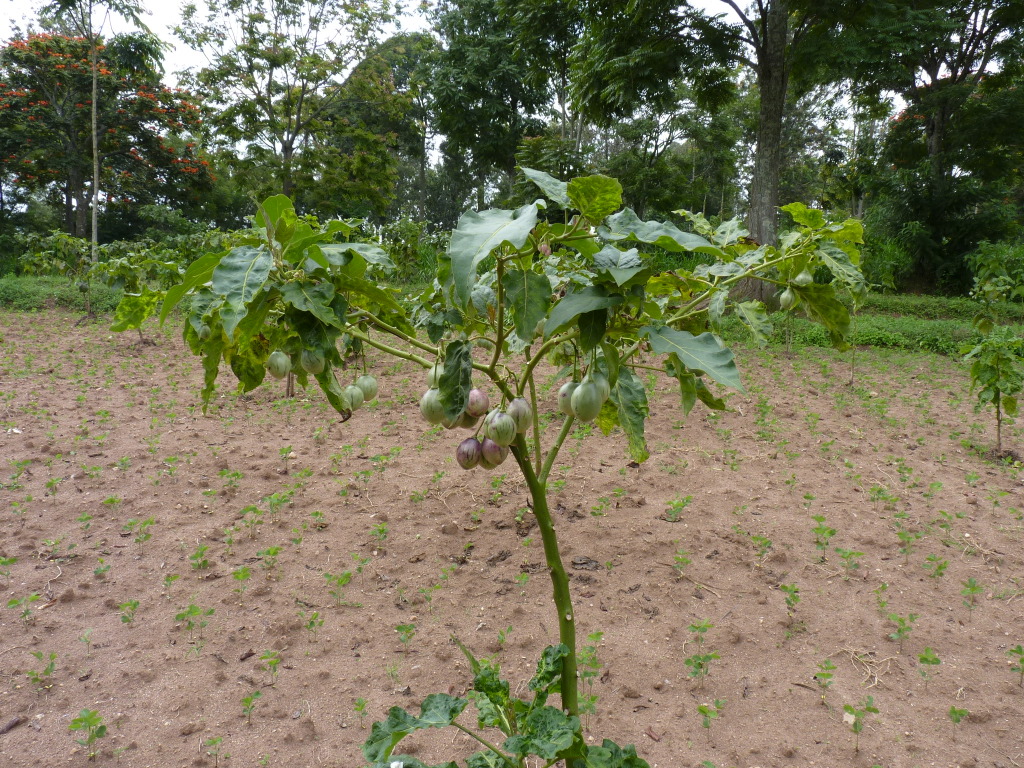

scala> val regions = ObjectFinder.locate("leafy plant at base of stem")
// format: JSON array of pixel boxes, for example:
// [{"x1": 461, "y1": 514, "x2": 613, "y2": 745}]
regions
[
  {"x1": 696, "y1": 699, "x2": 725, "y2": 737},
  {"x1": 917, "y1": 647, "x2": 940, "y2": 688},
  {"x1": 887, "y1": 613, "x2": 919, "y2": 653},
  {"x1": 843, "y1": 695, "x2": 878, "y2": 753},
  {"x1": 963, "y1": 325, "x2": 1024, "y2": 456},
  {"x1": 69, "y1": 709, "x2": 107, "y2": 760},
  {"x1": 961, "y1": 578, "x2": 984, "y2": 620},
  {"x1": 241, "y1": 690, "x2": 262, "y2": 725},
  {"x1": 813, "y1": 658, "x2": 836, "y2": 703},
  {"x1": 160, "y1": 175, "x2": 865, "y2": 766},
  {"x1": 25, "y1": 651, "x2": 57, "y2": 691}
]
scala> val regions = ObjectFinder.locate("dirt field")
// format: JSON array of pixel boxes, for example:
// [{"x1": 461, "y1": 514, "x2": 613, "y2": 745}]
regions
[{"x1": 1, "y1": 310, "x2": 1022, "y2": 768}]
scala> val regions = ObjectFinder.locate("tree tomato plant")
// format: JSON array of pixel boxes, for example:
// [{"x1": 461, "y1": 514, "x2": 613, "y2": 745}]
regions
[{"x1": 163, "y1": 169, "x2": 865, "y2": 767}]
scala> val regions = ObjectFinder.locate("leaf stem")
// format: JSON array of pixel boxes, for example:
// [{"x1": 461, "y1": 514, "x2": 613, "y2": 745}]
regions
[
  {"x1": 539, "y1": 415, "x2": 574, "y2": 486},
  {"x1": 451, "y1": 723, "x2": 518, "y2": 767}
]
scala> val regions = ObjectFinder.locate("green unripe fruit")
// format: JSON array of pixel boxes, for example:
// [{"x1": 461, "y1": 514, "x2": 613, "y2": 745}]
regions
[
  {"x1": 793, "y1": 269, "x2": 814, "y2": 287},
  {"x1": 558, "y1": 381, "x2": 579, "y2": 416},
  {"x1": 198, "y1": 324, "x2": 212, "y2": 341},
  {"x1": 355, "y1": 374, "x2": 378, "y2": 401},
  {"x1": 344, "y1": 385, "x2": 364, "y2": 411},
  {"x1": 267, "y1": 350, "x2": 290, "y2": 380},
  {"x1": 506, "y1": 397, "x2": 532, "y2": 434},
  {"x1": 570, "y1": 380, "x2": 604, "y2": 422},
  {"x1": 427, "y1": 362, "x2": 444, "y2": 388},
  {"x1": 301, "y1": 349, "x2": 325, "y2": 375},
  {"x1": 589, "y1": 372, "x2": 611, "y2": 402},
  {"x1": 419, "y1": 388, "x2": 444, "y2": 425},
  {"x1": 457, "y1": 411, "x2": 480, "y2": 430},
  {"x1": 780, "y1": 287, "x2": 797, "y2": 311},
  {"x1": 486, "y1": 411, "x2": 517, "y2": 447}
]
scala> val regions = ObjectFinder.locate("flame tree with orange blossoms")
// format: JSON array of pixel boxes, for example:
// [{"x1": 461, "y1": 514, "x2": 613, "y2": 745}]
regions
[{"x1": 0, "y1": 32, "x2": 213, "y2": 239}]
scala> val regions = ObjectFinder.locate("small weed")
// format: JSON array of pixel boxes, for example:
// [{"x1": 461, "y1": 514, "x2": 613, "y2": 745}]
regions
[
  {"x1": 241, "y1": 690, "x2": 262, "y2": 725},
  {"x1": 843, "y1": 695, "x2": 878, "y2": 753},
  {"x1": 69, "y1": 709, "x2": 107, "y2": 760}
]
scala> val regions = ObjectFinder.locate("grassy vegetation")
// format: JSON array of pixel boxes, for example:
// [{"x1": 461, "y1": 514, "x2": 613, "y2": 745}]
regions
[{"x1": 0, "y1": 276, "x2": 122, "y2": 313}]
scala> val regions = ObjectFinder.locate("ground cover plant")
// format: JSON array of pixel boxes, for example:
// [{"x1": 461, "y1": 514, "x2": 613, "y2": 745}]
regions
[{"x1": 1, "y1": 183, "x2": 1023, "y2": 766}]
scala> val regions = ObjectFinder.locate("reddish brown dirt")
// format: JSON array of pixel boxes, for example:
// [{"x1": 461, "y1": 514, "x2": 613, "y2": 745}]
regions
[{"x1": 1, "y1": 310, "x2": 1022, "y2": 768}]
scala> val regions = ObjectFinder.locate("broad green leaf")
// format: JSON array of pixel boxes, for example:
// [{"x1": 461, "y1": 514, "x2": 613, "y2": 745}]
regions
[
  {"x1": 438, "y1": 340, "x2": 473, "y2": 422},
  {"x1": 546, "y1": 286, "x2": 623, "y2": 338},
  {"x1": 567, "y1": 174, "x2": 622, "y2": 221},
  {"x1": 641, "y1": 326, "x2": 743, "y2": 391},
  {"x1": 713, "y1": 218, "x2": 748, "y2": 245},
  {"x1": 227, "y1": 335, "x2": 267, "y2": 393},
  {"x1": 199, "y1": 331, "x2": 225, "y2": 414},
  {"x1": 502, "y1": 269, "x2": 551, "y2": 343},
  {"x1": 313, "y1": 368, "x2": 353, "y2": 415},
  {"x1": 504, "y1": 706, "x2": 580, "y2": 760},
  {"x1": 449, "y1": 203, "x2": 539, "y2": 306},
  {"x1": 708, "y1": 290, "x2": 726, "y2": 332},
  {"x1": 160, "y1": 249, "x2": 222, "y2": 322},
  {"x1": 578, "y1": 309, "x2": 607, "y2": 352},
  {"x1": 694, "y1": 378, "x2": 726, "y2": 410},
  {"x1": 817, "y1": 242, "x2": 866, "y2": 292},
  {"x1": 823, "y1": 218, "x2": 864, "y2": 246},
  {"x1": 280, "y1": 281, "x2": 342, "y2": 329},
  {"x1": 792, "y1": 283, "x2": 851, "y2": 348},
  {"x1": 1003, "y1": 394, "x2": 1018, "y2": 417},
  {"x1": 522, "y1": 167, "x2": 570, "y2": 207},
  {"x1": 467, "y1": 752, "x2": 506, "y2": 768},
  {"x1": 319, "y1": 242, "x2": 395, "y2": 270},
  {"x1": 362, "y1": 695, "x2": 467, "y2": 763},
  {"x1": 333, "y1": 273, "x2": 403, "y2": 314},
  {"x1": 668, "y1": 361, "x2": 697, "y2": 416},
  {"x1": 734, "y1": 300, "x2": 772, "y2": 346},
  {"x1": 212, "y1": 246, "x2": 273, "y2": 338},
  {"x1": 599, "y1": 343, "x2": 620, "y2": 387},
  {"x1": 583, "y1": 739, "x2": 652, "y2": 768},
  {"x1": 600, "y1": 209, "x2": 716, "y2": 254},
  {"x1": 593, "y1": 245, "x2": 646, "y2": 286},
  {"x1": 111, "y1": 286, "x2": 162, "y2": 332},
  {"x1": 255, "y1": 194, "x2": 295, "y2": 231},
  {"x1": 472, "y1": 662, "x2": 514, "y2": 733},
  {"x1": 609, "y1": 367, "x2": 649, "y2": 463},
  {"x1": 471, "y1": 283, "x2": 496, "y2": 317},
  {"x1": 528, "y1": 644, "x2": 568, "y2": 704},
  {"x1": 781, "y1": 202, "x2": 825, "y2": 229}
]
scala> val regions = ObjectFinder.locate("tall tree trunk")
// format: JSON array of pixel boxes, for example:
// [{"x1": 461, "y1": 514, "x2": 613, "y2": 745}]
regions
[
  {"x1": 739, "y1": 0, "x2": 790, "y2": 304},
  {"x1": 90, "y1": 28, "x2": 100, "y2": 261}
]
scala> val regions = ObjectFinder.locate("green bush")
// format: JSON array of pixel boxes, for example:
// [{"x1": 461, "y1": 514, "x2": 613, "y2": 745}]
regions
[{"x1": 0, "y1": 276, "x2": 122, "y2": 312}]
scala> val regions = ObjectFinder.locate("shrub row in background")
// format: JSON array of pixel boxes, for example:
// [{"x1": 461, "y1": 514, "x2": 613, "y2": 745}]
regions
[{"x1": 0, "y1": 276, "x2": 122, "y2": 313}]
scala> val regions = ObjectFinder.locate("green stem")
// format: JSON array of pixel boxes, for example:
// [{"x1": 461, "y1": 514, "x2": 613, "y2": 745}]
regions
[
  {"x1": 540, "y1": 416, "x2": 575, "y2": 485},
  {"x1": 489, "y1": 258, "x2": 507, "y2": 374},
  {"x1": 527, "y1": 372, "x2": 542, "y2": 476},
  {"x1": 451, "y1": 723, "x2": 519, "y2": 767},
  {"x1": 510, "y1": 437, "x2": 578, "y2": 717}
]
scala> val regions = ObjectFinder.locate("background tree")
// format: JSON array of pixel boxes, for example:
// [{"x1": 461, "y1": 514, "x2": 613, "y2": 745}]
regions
[
  {"x1": 176, "y1": 0, "x2": 392, "y2": 198},
  {"x1": 0, "y1": 32, "x2": 212, "y2": 239}
]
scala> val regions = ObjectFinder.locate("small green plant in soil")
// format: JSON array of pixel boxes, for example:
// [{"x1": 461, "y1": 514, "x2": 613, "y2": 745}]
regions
[
  {"x1": 813, "y1": 658, "x2": 836, "y2": 703},
  {"x1": 118, "y1": 599, "x2": 139, "y2": 625},
  {"x1": 664, "y1": 494, "x2": 694, "y2": 522},
  {"x1": 241, "y1": 690, "x2": 262, "y2": 725},
  {"x1": 25, "y1": 651, "x2": 57, "y2": 691},
  {"x1": 353, "y1": 697, "x2": 369, "y2": 728},
  {"x1": 204, "y1": 736, "x2": 230, "y2": 768},
  {"x1": 672, "y1": 547, "x2": 691, "y2": 579},
  {"x1": 578, "y1": 631, "x2": 603, "y2": 729},
  {"x1": 0, "y1": 555, "x2": 15, "y2": 586},
  {"x1": 948, "y1": 705, "x2": 970, "y2": 725},
  {"x1": 1006, "y1": 645, "x2": 1024, "y2": 686},
  {"x1": 189, "y1": 543, "x2": 211, "y2": 571},
  {"x1": 697, "y1": 699, "x2": 726, "y2": 738},
  {"x1": 685, "y1": 621, "x2": 718, "y2": 689},
  {"x1": 834, "y1": 547, "x2": 864, "y2": 579},
  {"x1": 176, "y1": 604, "x2": 213, "y2": 639},
  {"x1": 923, "y1": 554, "x2": 948, "y2": 578},
  {"x1": 324, "y1": 571, "x2": 355, "y2": 606},
  {"x1": 887, "y1": 613, "x2": 919, "y2": 653},
  {"x1": 918, "y1": 647, "x2": 940, "y2": 688},
  {"x1": 260, "y1": 650, "x2": 282, "y2": 685},
  {"x1": 8, "y1": 593, "x2": 40, "y2": 625},
  {"x1": 396, "y1": 623, "x2": 416, "y2": 652},
  {"x1": 961, "y1": 578, "x2": 984, "y2": 620},
  {"x1": 843, "y1": 695, "x2": 878, "y2": 753},
  {"x1": 301, "y1": 609, "x2": 324, "y2": 640},
  {"x1": 780, "y1": 583, "x2": 801, "y2": 614},
  {"x1": 69, "y1": 709, "x2": 107, "y2": 760}
]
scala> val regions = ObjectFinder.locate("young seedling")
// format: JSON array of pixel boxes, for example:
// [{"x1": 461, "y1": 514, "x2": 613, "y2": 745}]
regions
[
  {"x1": 162, "y1": 573, "x2": 180, "y2": 595},
  {"x1": 118, "y1": 599, "x2": 139, "y2": 625},
  {"x1": 69, "y1": 709, "x2": 107, "y2": 760},
  {"x1": 324, "y1": 571, "x2": 355, "y2": 606},
  {"x1": 0, "y1": 555, "x2": 15, "y2": 586},
  {"x1": 1007, "y1": 645, "x2": 1024, "y2": 687},
  {"x1": 894, "y1": 522, "x2": 923, "y2": 564},
  {"x1": 353, "y1": 697, "x2": 368, "y2": 728},
  {"x1": 813, "y1": 658, "x2": 837, "y2": 704},
  {"x1": 395, "y1": 623, "x2": 416, "y2": 653},
  {"x1": 7, "y1": 593, "x2": 40, "y2": 624},
  {"x1": 664, "y1": 495, "x2": 694, "y2": 522},
  {"x1": 887, "y1": 613, "x2": 919, "y2": 653},
  {"x1": 232, "y1": 566, "x2": 252, "y2": 596},
  {"x1": 923, "y1": 554, "x2": 948, "y2": 579},
  {"x1": 260, "y1": 650, "x2": 281, "y2": 685},
  {"x1": 948, "y1": 705, "x2": 969, "y2": 727},
  {"x1": 834, "y1": 547, "x2": 864, "y2": 579},
  {"x1": 811, "y1": 518, "x2": 835, "y2": 561},
  {"x1": 780, "y1": 583, "x2": 800, "y2": 614},
  {"x1": 918, "y1": 647, "x2": 940, "y2": 689},
  {"x1": 671, "y1": 547, "x2": 691, "y2": 579},
  {"x1": 79, "y1": 628, "x2": 94, "y2": 656},
  {"x1": 241, "y1": 690, "x2": 262, "y2": 725},
  {"x1": 873, "y1": 582, "x2": 889, "y2": 614},
  {"x1": 961, "y1": 578, "x2": 984, "y2": 621},
  {"x1": 696, "y1": 699, "x2": 725, "y2": 739},
  {"x1": 25, "y1": 651, "x2": 57, "y2": 691},
  {"x1": 301, "y1": 610, "x2": 324, "y2": 641},
  {"x1": 189, "y1": 544, "x2": 211, "y2": 571},
  {"x1": 843, "y1": 695, "x2": 878, "y2": 753},
  {"x1": 123, "y1": 517, "x2": 155, "y2": 553},
  {"x1": 241, "y1": 505, "x2": 264, "y2": 538},
  {"x1": 175, "y1": 604, "x2": 214, "y2": 640},
  {"x1": 370, "y1": 522, "x2": 388, "y2": 549},
  {"x1": 685, "y1": 621, "x2": 718, "y2": 689},
  {"x1": 204, "y1": 736, "x2": 230, "y2": 768},
  {"x1": 578, "y1": 631, "x2": 603, "y2": 730},
  {"x1": 257, "y1": 546, "x2": 281, "y2": 578}
]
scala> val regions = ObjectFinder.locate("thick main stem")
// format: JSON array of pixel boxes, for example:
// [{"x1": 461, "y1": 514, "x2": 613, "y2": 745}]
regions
[{"x1": 510, "y1": 438, "x2": 578, "y2": 716}]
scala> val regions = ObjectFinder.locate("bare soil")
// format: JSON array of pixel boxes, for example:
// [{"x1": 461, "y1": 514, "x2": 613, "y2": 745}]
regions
[{"x1": 1, "y1": 310, "x2": 1022, "y2": 768}]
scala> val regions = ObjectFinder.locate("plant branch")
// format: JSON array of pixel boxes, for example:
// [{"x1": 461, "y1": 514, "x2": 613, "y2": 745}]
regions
[
  {"x1": 450, "y1": 723, "x2": 518, "y2": 767},
  {"x1": 539, "y1": 415, "x2": 575, "y2": 485}
]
